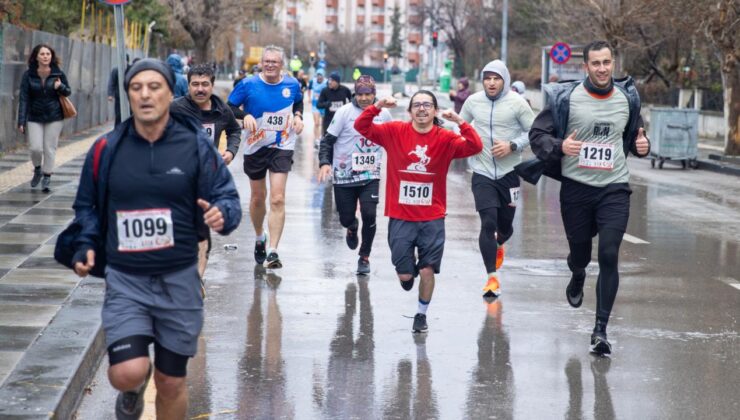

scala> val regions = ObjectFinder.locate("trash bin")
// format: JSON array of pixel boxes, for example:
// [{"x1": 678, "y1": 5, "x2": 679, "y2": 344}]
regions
[
  {"x1": 648, "y1": 107, "x2": 699, "y2": 169},
  {"x1": 391, "y1": 74, "x2": 405, "y2": 96}
]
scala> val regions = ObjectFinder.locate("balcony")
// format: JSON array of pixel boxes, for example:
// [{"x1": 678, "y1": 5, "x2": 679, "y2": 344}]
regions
[
  {"x1": 371, "y1": 0, "x2": 385, "y2": 7},
  {"x1": 409, "y1": 0, "x2": 422, "y2": 6},
  {"x1": 408, "y1": 33, "x2": 421, "y2": 44},
  {"x1": 372, "y1": 33, "x2": 384, "y2": 44},
  {"x1": 326, "y1": 0, "x2": 338, "y2": 8},
  {"x1": 407, "y1": 52, "x2": 420, "y2": 64},
  {"x1": 370, "y1": 25, "x2": 384, "y2": 33},
  {"x1": 408, "y1": 14, "x2": 422, "y2": 26},
  {"x1": 325, "y1": 15, "x2": 338, "y2": 25},
  {"x1": 371, "y1": 15, "x2": 384, "y2": 25},
  {"x1": 370, "y1": 50, "x2": 385, "y2": 61},
  {"x1": 357, "y1": 0, "x2": 366, "y2": 7},
  {"x1": 287, "y1": 7, "x2": 296, "y2": 16},
  {"x1": 357, "y1": 15, "x2": 365, "y2": 25}
]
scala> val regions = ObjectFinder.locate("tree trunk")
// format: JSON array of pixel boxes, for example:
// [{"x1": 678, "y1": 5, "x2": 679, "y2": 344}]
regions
[
  {"x1": 194, "y1": 35, "x2": 212, "y2": 64},
  {"x1": 723, "y1": 65, "x2": 740, "y2": 155}
]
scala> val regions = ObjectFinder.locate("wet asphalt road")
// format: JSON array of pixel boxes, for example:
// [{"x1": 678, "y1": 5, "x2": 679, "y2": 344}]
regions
[{"x1": 76, "y1": 103, "x2": 739, "y2": 419}]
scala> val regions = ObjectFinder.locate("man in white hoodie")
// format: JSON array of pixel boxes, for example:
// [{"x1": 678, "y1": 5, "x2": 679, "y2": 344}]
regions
[{"x1": 460, "y1": 60, "x2": 535, "y2": 298}]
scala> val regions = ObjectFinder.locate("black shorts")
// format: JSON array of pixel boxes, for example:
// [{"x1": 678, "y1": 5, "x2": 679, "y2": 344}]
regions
[
  {"x1": 334, "y1": 180, "x2": 380, "y2": 216},
  {"x1": 388, "y1": 218, "x2": 445, "y2": 275},
  {"x1": 560, "y1": 178, "x2": 632, "y2": 243},
  {"x1": 243, "y1": 148, "x2": 294, "y2": 180},
  {"x1": 471, "y1": 171, "x2": 520, "y2": 211}
]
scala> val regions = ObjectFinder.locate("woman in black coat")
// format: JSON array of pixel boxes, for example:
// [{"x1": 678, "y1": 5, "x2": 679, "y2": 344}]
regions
[{"x1": 17, "y1": 43, "x2": 72, "y2": 192}]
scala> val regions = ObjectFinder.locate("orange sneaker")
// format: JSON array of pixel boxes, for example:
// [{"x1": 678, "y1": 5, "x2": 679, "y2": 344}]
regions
[
  {"x1": 482, "y1": 275, "x2": 501, "y2": 298},
  {"x1": 495, "y1": 245, "x2": 505, "y2": 270}
]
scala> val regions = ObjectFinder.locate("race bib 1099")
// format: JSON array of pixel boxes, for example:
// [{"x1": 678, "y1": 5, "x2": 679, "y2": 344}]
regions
[{"x1": 116, "y1": 208, "x2": 174, "y2": 252}]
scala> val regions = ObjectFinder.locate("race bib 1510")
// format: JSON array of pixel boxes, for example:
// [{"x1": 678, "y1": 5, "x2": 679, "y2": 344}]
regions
[{"x1": 399, "y1": 181, "x2": 433, "y2": 206}]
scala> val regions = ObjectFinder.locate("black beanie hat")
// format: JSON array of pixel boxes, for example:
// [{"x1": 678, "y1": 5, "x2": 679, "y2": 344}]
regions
[{"x1": 124, "y1": 58, "x2": 175, "y2": 93}]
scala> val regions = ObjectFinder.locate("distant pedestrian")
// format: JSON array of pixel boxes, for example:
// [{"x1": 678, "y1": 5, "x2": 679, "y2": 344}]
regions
[
  {"x1": 167, "y1": 53, "x2": 189, "y2": 97},
  {"x1": 17, "y1": 43, "x2": 72, "y2": 193},
  {"x1": 317, "y1": 72, "x2": 352, "y2": 135},
  {"x1": 449, "y1": 77, "x2": 471, "y2": 113}
]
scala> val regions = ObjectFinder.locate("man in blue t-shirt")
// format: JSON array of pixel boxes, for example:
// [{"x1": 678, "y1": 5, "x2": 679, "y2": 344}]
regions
[
  {"x1": 308, "y1": 69, "x2": 327, "y2": 146},
  {"x1": 228, "y1": 45, "x2": 304, "y2": 269}
]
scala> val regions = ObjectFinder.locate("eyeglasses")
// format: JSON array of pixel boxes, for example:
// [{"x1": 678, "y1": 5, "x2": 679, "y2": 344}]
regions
[{"x1": 411, "y1": 102, "x2": 434, "y2": 110}]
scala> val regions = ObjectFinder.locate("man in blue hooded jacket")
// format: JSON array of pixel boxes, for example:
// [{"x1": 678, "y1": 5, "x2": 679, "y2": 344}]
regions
[{"x1": 166, "y1": 53, "x2": 189, "y2": 98}]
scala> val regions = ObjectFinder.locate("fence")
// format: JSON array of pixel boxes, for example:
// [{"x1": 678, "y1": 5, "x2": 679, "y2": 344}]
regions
[{"x1": 0, "y1": 23, "x2": 141, "y2": 153}]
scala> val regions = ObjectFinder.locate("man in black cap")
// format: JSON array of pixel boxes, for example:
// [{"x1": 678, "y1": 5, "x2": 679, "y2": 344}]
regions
[
  {"x1": 317, "y1": 71, "x2": 352, "y2": 135},
  {"x1": 70, "y1": 58, "x2": 241, "y2": 419}
]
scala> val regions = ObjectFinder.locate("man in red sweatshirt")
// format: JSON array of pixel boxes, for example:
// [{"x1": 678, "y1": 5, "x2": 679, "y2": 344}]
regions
[{"x1": 354, "y1": 90, "x2": 482, "y2": 333}]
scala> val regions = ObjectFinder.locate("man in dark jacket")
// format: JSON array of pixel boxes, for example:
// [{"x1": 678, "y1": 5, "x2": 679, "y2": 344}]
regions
[
  {"x1": 317, "y1": 71, "x2": 352, "y2": 135},
  {"x1": 70, "y1": 59, "x2": 241, "y2": 419},
  {"x1": 528, "y1": 41, "x2": 650, "y2": 355},
  {"x1": 170, "y1": 63, "x2": 241, "y2": 280}
]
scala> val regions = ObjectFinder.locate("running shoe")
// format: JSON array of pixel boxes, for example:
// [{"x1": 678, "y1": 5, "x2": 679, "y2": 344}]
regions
[
  {"x1": 254, "y1": 238, "x2": 267, "y2": 264},
  {"x1": 357, "y1": 256, "x2": 370, "y2": 275},
  {"x1": 482, "y1": 275, "x2": 501, "y2": 298},
  {"x1": 495, "y1": 245, "x2": 505, "y2": 270},
  {"x1": 400, "y1": 277, "x2": 414, "y2": 291},
  {"x1": 41, "y1": 175, "x2": 51, "y2": 193},
  {"x1": 115, "y1": 362, "x2": 152, "y2": 420},
  {"x1": 566, "y1": 272, "x2": 586, "y2": 308},
  {"x1": 30, "y1": 166, "x2": 42, "y2": 188},
  {"x1": 346, "y1": 228, "x2": 359, "y2": 250},
  {"x1": 412, "y1": 313, "x2": 428, "y2": 333},
  {"x1": 590, "y1": 331, "x2": 612, "y2": 355},
  {"x1": 266, "y1": 251, "x2": 282, "y2": 269}
]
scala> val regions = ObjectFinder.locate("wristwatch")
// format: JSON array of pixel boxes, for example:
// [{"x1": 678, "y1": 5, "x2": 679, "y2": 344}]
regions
[{"x1": 509, "y1": 141, "x2": 518, "y2": 152}]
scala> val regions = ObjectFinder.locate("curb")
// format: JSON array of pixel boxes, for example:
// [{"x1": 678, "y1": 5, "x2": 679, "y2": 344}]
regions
[
  {"x1": 696, "y1": 158, "x2": 740, "y2": 177},
  {"x1": 0, "y1": 276, "x2": 106, "y2": 419}
]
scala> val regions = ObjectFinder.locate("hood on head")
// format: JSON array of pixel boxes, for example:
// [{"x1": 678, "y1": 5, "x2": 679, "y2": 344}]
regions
[
  {"x1": 459, "y1": 77, "x2": 469, "y2": 90},
  {"x1": 511, "y1": 81, "x2": 526, "y2": 96},
  {"x1": 481, "y1": 60, "x2": 511, "y2": 97},
  {"x1": 167, "y1": 54, "x2": 184, "y2": 73}
]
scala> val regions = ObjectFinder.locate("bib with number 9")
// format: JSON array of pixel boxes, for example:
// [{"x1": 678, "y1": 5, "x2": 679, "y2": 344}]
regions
[{"x1": 352, "y1": 152, "x2": 378, "y2": 172}]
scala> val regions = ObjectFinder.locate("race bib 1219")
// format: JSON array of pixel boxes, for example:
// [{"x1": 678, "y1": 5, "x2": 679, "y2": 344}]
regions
[{"x1": 578, "y1": 142, "x2": 615, "y2": 170}]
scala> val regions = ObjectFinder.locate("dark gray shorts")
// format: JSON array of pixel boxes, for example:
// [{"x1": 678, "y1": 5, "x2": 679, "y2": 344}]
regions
[
  {"x1": 102, "y1": 264, "x2": 204, "y2": 357},
  {"x1": 387, "y1": 218, "x2": 445, "y2": 275}
]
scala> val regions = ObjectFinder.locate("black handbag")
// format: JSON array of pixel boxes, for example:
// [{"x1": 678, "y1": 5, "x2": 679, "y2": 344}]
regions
[{"x1": 54, "y1": 221, "x2": 106, "y2": 278}]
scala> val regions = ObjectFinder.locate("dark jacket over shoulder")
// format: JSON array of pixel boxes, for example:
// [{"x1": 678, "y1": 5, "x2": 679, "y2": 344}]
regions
[
  {"x1": 527, "y1": 77, "x2": 648, "y2": 181},
  {"x1": 71, "y1": 114, "x2": 242, "y2": 266},
  {"x1": 170, "y1": 94, "x2": 242, "y2": 157},
  {"x1": 18, "y1": 64, "x2": 72, "y2": 125}
]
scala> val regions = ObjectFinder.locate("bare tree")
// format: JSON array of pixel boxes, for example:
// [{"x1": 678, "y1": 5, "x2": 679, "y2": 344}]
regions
[
  {"x1": 164, "y1": 0, "x2": 271, "y2": 63},
  {"x1": 324, "y1": 29, "x2": 372, "y2": 76}
]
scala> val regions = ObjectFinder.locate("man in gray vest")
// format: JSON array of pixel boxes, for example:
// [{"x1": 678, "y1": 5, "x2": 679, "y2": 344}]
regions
[
  {"x1": 529, "y1": 41, "x2": 650, "y2": 355},
  {"x1": 460, "y1": 59, "x2": 534, "y2": 299}
]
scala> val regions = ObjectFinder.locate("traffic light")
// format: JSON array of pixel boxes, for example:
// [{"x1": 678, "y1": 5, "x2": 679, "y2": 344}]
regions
[
  {"x1": 383, "y1": 52, "x2": 388, "y2": 63},
  {"x1": 309, "y1": 51, "x2": 316, "y2": 64},
  {"x1": 432, "y1": 31, "x2": 438, "y2": 47}
]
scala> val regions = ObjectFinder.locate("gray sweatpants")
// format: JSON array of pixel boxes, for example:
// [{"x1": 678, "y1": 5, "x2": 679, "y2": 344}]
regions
[{"x1": 27, "y1": 120, "x2": 63, "y2": 174}]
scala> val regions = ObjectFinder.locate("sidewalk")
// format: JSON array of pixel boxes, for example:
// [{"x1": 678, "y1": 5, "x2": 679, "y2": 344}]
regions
[{"x1": 0, "y1": 124, "x2": 111, "y2": 419}]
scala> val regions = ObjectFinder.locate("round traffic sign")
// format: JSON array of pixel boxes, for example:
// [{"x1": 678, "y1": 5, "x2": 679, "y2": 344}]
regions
[{"x1": 549, "y1": 42, "x2": 572, "y2": 64}]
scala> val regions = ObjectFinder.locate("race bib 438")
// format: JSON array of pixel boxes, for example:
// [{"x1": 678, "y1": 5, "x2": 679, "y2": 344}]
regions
[{"x1": 117, "y1": 208, "x2": 174, "y2": 252}]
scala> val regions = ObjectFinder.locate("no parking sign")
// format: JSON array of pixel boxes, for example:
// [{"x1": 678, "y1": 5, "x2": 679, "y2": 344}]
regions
[{"x1": 549, "y1": 42, "x2": 572, "y2": 64}]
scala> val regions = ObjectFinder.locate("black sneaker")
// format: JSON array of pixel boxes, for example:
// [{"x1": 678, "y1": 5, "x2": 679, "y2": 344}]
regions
[
  {"x1": 357, "y1": 256, "x2": 370, "y2": 275},
  {"x1": 254, "y1": 239, "x2": 267, "y2": 264},
  {"x1": 266, "y1": 251, "x2": 282, "y2": 269},
  {"x1": 400, "y1": 277, "x2": 414, "y2": 291},
  {"x1": 31, "y1": 166, "x2": 42, "y2": 188},
  {"x1": 566, "y1": 272, "x2": 585, "y2": 308},
  {"x1": 346, "y1": 228, "x2": 359, "y2": 250},
  {"x1": 590, "y1": 331, "x2": 612, "y2": 355},
  {"x1": 412, "y1": 313, "x2": 428, "y2": 333},
  {"x1": 115, "y1": 363, "x2": 152, "y2": 420},
  {"x1": 41, "y1": 175, "x2": 51, "y2": 193}
]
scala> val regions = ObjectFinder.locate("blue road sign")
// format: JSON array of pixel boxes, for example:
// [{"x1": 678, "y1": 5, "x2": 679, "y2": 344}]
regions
[{"x1": 550, "y1": 42, "x2": 572, "y2": 64}]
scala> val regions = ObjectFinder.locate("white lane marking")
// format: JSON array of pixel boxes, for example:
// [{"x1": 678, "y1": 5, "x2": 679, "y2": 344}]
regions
[
  {"x1": 623, "y1": 233, "x2": 650, "y2": 244},
  {"x1": 718, "y1": 277, "x2": 740, "y2": 291}
]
